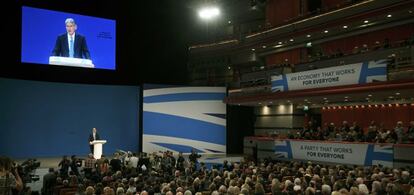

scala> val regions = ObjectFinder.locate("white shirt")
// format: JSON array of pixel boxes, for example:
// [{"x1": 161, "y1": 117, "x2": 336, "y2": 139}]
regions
[
  {"x1": 67, "y1": 33, "x2": 75, "y2": 51},
  {"x1": 130, "y1": 156, "x2": 139, "y2": 168},
  {"x1": 93, "y1": 132, "x2": 96, "y2": 140}
]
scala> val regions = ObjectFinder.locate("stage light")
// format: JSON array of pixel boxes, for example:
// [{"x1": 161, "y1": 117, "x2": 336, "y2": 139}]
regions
[
  {"x1": 198, "y1": 7, "x2": 220, "y2": 20},
  {"x1": 343, "y1": 25, "x2": 348, "y2": 29}
]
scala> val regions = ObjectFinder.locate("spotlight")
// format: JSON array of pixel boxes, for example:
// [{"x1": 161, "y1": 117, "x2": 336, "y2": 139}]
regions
[{"x1": 198, "y1": 7, "x2": 220, "y2": 20}]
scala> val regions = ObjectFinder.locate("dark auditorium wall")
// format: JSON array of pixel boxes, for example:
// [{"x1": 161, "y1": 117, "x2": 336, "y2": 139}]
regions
[
  {"x1": 266, "y1": 0, "x2": 301, "y2": 27},
  {"x1": 266, "y1": 48, "x2": 303, "y2": 66},
  {"x1": 0, "y1": 78, "x2": 139, "y2": 158},
  {"x1": 322, "y1": 105, "x2": 414, "y2": 131},
  {"x1": 227, "y1": 105, "x2": 254, "y2": 154}
]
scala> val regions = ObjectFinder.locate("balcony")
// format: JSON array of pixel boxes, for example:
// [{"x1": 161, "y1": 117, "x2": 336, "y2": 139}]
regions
[{"x1": 229, "y1": 41, "x2": 414, "y2": 97}]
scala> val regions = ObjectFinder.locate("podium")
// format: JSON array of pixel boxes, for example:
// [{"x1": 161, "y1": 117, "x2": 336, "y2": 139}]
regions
[
  {"x1": 91, "y1": 140, "x2": 107, "y2": 159},
  {"x1": 49, "y1": 56, "x2": 94, "y2": 68}
]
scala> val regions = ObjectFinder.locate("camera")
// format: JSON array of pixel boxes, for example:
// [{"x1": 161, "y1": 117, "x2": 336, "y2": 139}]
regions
[
  {"x1": 18, "y1": 159, "x2": 41, "y2": 183},
  {"x1": 71, "y1": 155, "x2": 83, "y2": 167}
]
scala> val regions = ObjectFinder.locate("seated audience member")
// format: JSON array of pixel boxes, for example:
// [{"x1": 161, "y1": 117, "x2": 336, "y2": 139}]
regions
[
  {"x1": 110, "y1": 153, "x2": 122, "y2": 172},
  {"x1": 394, "y1": 121, "x2": 405, "y2": 143},
  {"x1": 365, "y1": 121, "x2": 378, "y2": 142},
  {"x1": 84, "y1": 153, "x2": 96, "y2": 178},
  {"x1": 0, "y1": 157, "x2": 23, "y2": 195},
  {"x1": 408, "y1": 121, "x2": 414, "y2": 142},
  {"x1": 382, "y1": 124, "x2": 398, "y2": 143}
]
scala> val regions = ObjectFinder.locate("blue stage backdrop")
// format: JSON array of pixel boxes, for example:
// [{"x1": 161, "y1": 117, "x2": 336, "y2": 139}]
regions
[
  {"x1": 0, "y1": 78, "x2": 139, "y2": 158},
  {"x1": 21, "y1": 6, "x2": 116, "y2": 70},
  {"x1": 143, "y1": 84, "x2": 227, "y2": 154}
]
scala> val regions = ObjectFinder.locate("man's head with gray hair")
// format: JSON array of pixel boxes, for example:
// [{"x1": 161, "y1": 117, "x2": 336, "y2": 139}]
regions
[
  {"x1": 358, "y1": 184, "x2": 369, "y2": 195},
  {"x1": 321, "y1": 184, "x2": 331, "y2": 195},
  {"x1": 65, "y1": 18, "x2": 77, "y2": 35},
  {"x1": 65, "y1": 18, "x2": 76, "y2": 25}
]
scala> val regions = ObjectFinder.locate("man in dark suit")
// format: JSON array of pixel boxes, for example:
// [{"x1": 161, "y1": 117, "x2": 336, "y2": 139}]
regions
[
  {"x1": 89, "y1": 128, "x2": 100, "y2": 154},
  {"x1": 41, "y1": 168, "x2": 56, "y2": 195},
  {"x1": 51, "y1": 18, "x2": 91, "y2": 59}
]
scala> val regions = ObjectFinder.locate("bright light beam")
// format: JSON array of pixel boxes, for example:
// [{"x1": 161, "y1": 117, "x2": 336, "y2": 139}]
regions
[{"x1": 198, "y1": 7, "x2": 220, "y2": 20}]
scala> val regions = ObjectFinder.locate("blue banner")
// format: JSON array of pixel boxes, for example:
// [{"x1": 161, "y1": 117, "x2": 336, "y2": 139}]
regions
[
  {"x1": 271, "y1": 60, "x2": 387, "y2": 92},
  {"x1": 274, "y1": 140, "x2": 393, "y2": 167}
]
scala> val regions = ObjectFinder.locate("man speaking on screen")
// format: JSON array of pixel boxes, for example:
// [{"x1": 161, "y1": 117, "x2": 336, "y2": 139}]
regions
[{"x1": 51, "y1": 18, "x2": 91, "y2": 59}]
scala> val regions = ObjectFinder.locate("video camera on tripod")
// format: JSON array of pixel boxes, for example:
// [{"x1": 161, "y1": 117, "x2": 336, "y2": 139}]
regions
[{"x1": 18, "y1": 158, "x2": 41, "y2": 183}]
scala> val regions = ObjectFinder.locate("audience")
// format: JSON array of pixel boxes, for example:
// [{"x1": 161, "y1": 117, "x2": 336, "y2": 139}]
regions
[
  {"x1": 293, "y1": 120, "x2": 414, "y2": 144},
  {"x1": 29, "y1": 149, "x2": 413, "y2": 195},
  {"x1": 1, "y1": 143, "x2": 413, "y2": 195}
]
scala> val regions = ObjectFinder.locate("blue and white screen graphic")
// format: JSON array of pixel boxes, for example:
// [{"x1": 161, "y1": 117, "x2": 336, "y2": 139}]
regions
[{"x1": 143, "y1": 85, "x2": 226, "y2": 154}]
